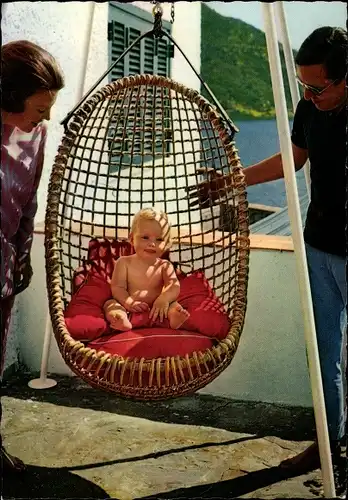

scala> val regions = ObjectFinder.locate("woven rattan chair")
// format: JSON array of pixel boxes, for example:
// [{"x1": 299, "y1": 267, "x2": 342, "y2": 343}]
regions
[{"x1": 45, "y1": 72, "x2": 250, "y2": 400}]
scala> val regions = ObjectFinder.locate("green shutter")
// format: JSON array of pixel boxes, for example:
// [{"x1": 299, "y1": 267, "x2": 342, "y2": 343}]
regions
[
  {"x1": 108, "y1": 3, "x2": 172, "y2": 167},
  {"x1": 128, "y1": 27, "x2": 141, "y2": 75},
  {"x1": 110, "y1": 21, "x2": 125, "y2": 81},
  {"x1": 157, "y1": 39, "x2": 168, "y2": 77},
  {"x1": 144, "y1": 37, "x2": 155, "y2": 74}
]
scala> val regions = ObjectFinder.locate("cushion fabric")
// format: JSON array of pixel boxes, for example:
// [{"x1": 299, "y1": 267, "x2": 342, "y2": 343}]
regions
[{"x1": 64, "y1": 239, "x2": 230, "y2": 353}]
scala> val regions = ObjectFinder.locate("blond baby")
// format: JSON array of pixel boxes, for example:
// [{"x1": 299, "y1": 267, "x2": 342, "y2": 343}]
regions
[{"x1": 104, "y1": 208, "x2": 189, "y2": 331}]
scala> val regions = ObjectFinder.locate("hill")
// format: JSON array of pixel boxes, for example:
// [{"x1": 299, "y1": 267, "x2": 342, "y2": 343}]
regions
[{"x1": 201, "y1": 4, "x2": 296, "y2": 120}]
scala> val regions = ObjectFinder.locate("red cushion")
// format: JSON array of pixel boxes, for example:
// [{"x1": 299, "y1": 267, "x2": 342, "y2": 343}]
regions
[
  {"x1": 88, "y1": 328, "x2": 213, "y2": 358},
  {"x1": 88, "y1": 239, "x2": 134, "y2": 282},
  {"x1": 176, "y1": 271, "x2": 230, "y2": 340},
  {"x1": 66, "y1": 239, "x2": 230, "y2": 344},
  {"x1": 88, "y1": 328, "x2": 215, "y2": 387},
  {"x1": 64, "y1": 274, "x2": 112, "y2": 341}
]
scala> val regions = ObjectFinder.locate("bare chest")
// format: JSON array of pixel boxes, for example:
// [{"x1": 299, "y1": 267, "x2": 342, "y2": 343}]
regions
[{"x1": 127, "y1": 263, "x2": 164, "y2": 295}]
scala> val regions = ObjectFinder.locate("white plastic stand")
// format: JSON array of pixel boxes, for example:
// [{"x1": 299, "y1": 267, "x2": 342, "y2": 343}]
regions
[
  {"x1": 28, "y1": 314, "x2": 57, "y2": 389},
  {"x1": 262, "y1": 4, "x2": 335, "y2": 497}
]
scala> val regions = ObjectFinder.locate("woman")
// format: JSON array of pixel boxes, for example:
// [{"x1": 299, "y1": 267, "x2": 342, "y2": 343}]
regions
[{"x1": 1, "y1": 40, "x2": 64, "y2": 472}]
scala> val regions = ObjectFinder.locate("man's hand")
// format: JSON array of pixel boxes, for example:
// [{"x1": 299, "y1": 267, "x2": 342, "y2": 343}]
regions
[
  {"x1": 149, "y1": 295, "x2": 170, "y2": 323},
  {"x1": 187, "y1": 167, "x2": 230, "y2": 208},
  {"x1": 14, "y1": 255, "x2": 33, "y2": 295}
]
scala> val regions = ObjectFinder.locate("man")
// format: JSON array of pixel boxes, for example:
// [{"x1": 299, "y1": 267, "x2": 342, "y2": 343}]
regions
[{"x1": 189, "y1": 26, "x2": 347, "y2": 496}]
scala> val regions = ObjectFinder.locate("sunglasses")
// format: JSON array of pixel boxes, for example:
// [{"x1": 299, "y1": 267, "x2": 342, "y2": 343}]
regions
[{"x1": 296, "y1": 78, "x2": 339, "y2": 96}]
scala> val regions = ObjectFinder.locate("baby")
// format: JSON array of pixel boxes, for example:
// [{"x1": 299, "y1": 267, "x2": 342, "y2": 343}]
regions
[{"x1": 104, "y1": 207, "x2": 190, "y2": 332}]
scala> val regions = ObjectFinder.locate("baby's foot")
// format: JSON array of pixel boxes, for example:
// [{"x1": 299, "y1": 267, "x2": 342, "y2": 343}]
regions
[
  {"x1": 110, "y1": 312, "x2": 132, "y2": 332},
  {"x1": 168, "y1": 303, "x2": 190, "y2": 330}
]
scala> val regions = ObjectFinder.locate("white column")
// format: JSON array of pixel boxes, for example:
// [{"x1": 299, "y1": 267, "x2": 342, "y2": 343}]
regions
[
  {"x1": 262, "y1": 3, "x2": 335, "y2": 498},
  {"x1": 29, "y1": 2, "x2": 96, "y2": 390}
]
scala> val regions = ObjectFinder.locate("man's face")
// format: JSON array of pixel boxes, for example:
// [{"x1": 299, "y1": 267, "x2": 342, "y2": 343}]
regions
[{"x1": 296, "y1": 64, "x2": 346, "y2": 112}]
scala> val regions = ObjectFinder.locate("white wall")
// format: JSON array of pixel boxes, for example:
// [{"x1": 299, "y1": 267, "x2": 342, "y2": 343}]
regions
[
  {"x1": 13, "y1": 233, "x2": 74, "y2": 377},
  {"x1": 199, "y1": 248, "x2": 312, "y2": 406}
]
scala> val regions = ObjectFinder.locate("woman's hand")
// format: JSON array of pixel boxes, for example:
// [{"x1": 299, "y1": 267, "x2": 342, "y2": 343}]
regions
[
  {"x1": 149, "y1": 295, "x2": 170, "y2": 323},
  {"x1": 187, "y1": 167, "x2": 230, "y2": 208},
  {"x1": 14, "y1": 255, "x2": 33, "y2": 295}
]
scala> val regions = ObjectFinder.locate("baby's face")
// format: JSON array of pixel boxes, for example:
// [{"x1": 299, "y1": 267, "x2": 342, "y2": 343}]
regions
[{"x1": 132, "y1": 219, "x2": 169, "y2": 261}]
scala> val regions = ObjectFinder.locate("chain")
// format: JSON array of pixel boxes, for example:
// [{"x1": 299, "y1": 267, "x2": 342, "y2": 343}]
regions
[
  {"x1": 170, "y1": 2, "x2": 175, "y2": 24},
  {"x1": 152, "y1": 1, "x2": 163, "y2": 15},
  {"x1": 151, "y1": 1, "x2": 174, "y2": 24},
  {"x1": 151, "y1": 1, "x2": 163, "y2": 38}
]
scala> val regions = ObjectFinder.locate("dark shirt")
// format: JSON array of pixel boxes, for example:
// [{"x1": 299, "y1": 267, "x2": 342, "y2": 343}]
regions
[{"x1": 291, "y1": 98, "x2": 346, "y2": 257}]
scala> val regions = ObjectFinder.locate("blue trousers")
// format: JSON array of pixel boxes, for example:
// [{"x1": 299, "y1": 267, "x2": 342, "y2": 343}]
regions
[{"x1": 306, "y1": 243, "x2": 347, "y2": 442}]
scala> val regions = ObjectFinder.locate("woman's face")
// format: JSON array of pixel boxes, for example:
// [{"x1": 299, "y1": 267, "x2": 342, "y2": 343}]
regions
[{"x1": 3, "y1": 89, "x2": 58, "y2": 132}]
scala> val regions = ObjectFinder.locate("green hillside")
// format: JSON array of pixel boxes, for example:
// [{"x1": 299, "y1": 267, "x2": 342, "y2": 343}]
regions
[{"x1": 201, "y1": 3, "x2": 296, "y2": 120}]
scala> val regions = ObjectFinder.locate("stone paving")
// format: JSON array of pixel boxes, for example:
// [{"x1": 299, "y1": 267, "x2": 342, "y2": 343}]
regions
[{"x1": 2, "y1": 373, "x2": 324, "y2": 499}]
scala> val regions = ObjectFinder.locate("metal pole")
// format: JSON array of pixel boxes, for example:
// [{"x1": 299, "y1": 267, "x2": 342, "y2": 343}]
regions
[
  {"x1": 29, "y1": 2, "x2": 96, "y2": 390},
  {"x1": 261, "y1": 4, "x2": 335, "y2": 497},
  {"x1": 274, "y1": 1, "x2": 311, "y2": 198}
]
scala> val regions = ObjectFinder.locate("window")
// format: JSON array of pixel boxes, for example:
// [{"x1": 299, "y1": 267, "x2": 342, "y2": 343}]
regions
[
  {"x1": 108, "y1": 3, "x2": 171, "y2": 80},
  {"x1": 108, "y1": 3, "x2": 173, "y2": 167}
]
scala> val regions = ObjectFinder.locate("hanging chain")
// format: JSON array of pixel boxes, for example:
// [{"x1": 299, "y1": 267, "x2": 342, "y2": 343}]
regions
[
  {"x1": 170, "y1": 2, "x2": 175, "y2": 24},
  {"x1": 152, "y1": 1, "x2": 163, "y2": 38},
  {"x1": 151, "y1": 1, "x2": 174, "y2": 25}
]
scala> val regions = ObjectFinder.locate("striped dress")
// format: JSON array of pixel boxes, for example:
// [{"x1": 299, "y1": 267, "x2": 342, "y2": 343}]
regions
[{"x1": 1, "y1": 122, "x2": 47, "y2": 372}]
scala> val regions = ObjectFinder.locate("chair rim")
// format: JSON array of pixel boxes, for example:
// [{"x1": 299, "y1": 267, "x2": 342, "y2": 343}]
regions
[{"x1": 44, "y1": 74, "x2": 250, "y2": 399}]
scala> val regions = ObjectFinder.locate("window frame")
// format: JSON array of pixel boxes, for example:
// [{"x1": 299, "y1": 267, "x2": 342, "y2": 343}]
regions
[
  {"x1": 108, "y1": 2, "x2": 172, "y2": 80},
  {"x1": 107, "y1": 3, "x2": 173, "y2": 167}
]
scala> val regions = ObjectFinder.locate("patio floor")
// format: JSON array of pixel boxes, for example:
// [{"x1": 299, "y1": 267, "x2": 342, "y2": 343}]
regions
[{"x1": 2, "y1": 372, "x2": 324, "y2": 499}]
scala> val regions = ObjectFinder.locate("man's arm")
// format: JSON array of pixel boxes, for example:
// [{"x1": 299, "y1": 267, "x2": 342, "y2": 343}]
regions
[{"x1": 243, "y1": 143, "x2": 309, "y2": 187}]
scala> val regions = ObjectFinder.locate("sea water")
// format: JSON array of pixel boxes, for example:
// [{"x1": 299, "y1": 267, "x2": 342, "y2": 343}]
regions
[{"x1": 235, "y1": 119, "x2": 307, "y2": 208}]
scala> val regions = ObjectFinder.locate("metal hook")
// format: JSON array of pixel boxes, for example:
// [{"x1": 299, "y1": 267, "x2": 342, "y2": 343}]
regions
[{"x1": 152, "y1": 2, "x2": 163, "y2": 17}]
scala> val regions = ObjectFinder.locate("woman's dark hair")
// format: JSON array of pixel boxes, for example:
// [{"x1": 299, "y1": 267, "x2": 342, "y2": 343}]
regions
[
  {"x1": 295, "y1": 26, "x2": 347, "y2": 81},
  {"x1": 1, "y1": 40, "x2": 65, "y2": 113}
]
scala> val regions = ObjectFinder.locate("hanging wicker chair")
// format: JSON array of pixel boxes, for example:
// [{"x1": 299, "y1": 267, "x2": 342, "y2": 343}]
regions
[{"x1": 45, "y1": 71, "x2": 250, "y2": 400}]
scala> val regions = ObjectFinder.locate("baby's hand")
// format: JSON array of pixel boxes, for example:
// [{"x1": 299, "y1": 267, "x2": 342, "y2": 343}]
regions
[
  {"x1": 125, "y1": 298, "x2": 150, "y2": 313},
  {"x1": 149, "y1": 296, "x2": 170, "y2": 323}
]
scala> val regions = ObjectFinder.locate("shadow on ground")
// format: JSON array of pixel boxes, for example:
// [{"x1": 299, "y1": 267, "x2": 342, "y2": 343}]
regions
[
  {"x1": 3, "y1": 464, "x2": 110, "y2": 499},
  {"x1": 50, "y1": 435, "x2": 258, "y2": 472},
  {"x1": 136, "y1": 466, "x2": 303, "y2": 499},
  {"x1": 2, "y1": 372, "x2": 315, "y2": 441}
]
